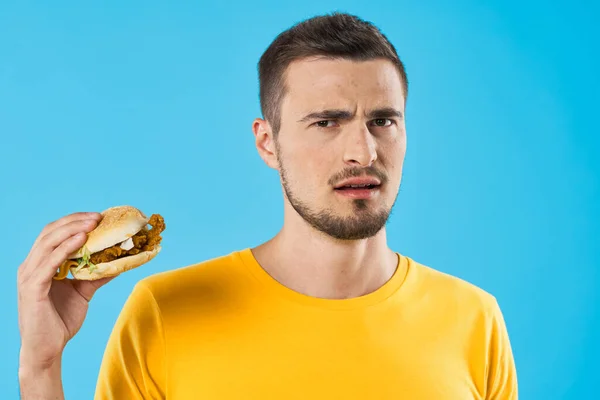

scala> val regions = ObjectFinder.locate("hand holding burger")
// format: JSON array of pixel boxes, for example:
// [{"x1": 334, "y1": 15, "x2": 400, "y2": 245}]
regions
[{"x1": 17, "y1": 206, "x2": 164, "y2": 399}]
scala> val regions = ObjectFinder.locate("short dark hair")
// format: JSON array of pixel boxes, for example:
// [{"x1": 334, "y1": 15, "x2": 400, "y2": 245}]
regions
[{"x1": 258, "y1": 12, "x2": 409, "y2": 136}]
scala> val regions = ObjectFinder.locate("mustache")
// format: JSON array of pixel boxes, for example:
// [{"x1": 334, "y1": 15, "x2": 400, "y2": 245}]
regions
[{"x1": 328, "y1": 166, "x2": 388, "y2": 187}]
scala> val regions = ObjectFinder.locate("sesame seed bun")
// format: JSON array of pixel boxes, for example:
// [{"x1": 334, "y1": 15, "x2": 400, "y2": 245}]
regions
[{"x1": 67, "y1": 205, "x2": 149, "y2": 259}]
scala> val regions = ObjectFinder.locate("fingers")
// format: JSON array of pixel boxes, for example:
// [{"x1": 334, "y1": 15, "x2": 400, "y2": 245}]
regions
[
  {"x1": 18, "y1": 219, "x2": 99, "y2": 299},
  {"x1": 26, "y1": 212, "x2": 102, "y2": 261},
  {"x1": 24, "y1": 218, "x2": 99, "y2": 281},
  {"x1": 38, "y1": 231, "x2": 89, "y2": 283},
  {"x1": 18, "y1": 234, "x2": 87, "y2": 303},
  {"x1": 36, "y1": 212, "x2": 102, "y2": 249},
  {"x1": 40, "y1": 218, "x2": 97, "y2": 257},
  {"x1": 72, "y1": 276, "x2": 116, "y2": 302}
]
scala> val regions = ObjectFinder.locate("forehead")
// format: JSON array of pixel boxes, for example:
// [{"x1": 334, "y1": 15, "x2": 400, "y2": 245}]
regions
[{"x1": 282, "y1": 57, "x2": 405, "y2": 112}]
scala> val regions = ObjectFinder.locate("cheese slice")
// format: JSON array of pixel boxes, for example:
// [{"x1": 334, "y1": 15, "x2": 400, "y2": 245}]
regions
[{"x1": 54, "y1": 260, "x2": 78, "y2": 280}]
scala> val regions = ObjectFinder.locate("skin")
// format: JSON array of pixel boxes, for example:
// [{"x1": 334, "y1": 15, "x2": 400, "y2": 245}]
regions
[
  {"x1": 17, "y1": 212, "x2": 113, "y2": 399},
  {"x1": 252, "y1": 57, "x2": 408, "y2": 299}
]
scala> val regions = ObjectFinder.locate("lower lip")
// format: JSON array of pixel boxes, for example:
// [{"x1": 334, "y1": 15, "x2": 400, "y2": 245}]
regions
[{"x1": 334, "y1": 187, "x2": 380, "y2": 199}]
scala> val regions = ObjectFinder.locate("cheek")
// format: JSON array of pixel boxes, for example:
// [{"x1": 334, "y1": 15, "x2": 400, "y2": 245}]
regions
[
  {"x1": 286, "y1": 148, "x2": 332, "y2": 193},
  {"x1": 283, "y1": 146, "x2": 319, "y2": 179},
  {"x1": 378, "y1": 138, "x2": 406, "y2": 186},
  {"x1": 381, "y1": 135, "x2": 406, "y2": 164},
  {"x1": 395, "y1": 129, "x2": 407, "y2": 154}
]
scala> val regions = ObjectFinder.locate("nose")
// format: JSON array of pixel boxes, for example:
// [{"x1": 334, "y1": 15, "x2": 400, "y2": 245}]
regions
[{"x1": 342, "y1": 124, "x2": 377, "y2": 167}]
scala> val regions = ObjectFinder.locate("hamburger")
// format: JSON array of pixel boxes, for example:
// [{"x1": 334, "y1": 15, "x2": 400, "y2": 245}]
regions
[{"x1": 54, "y1": 205, "x2": 165, "y2": 281}]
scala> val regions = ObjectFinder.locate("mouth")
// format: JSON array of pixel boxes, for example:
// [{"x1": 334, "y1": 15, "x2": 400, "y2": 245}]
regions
[{"x1": 334, "y1": 183, "x2": 381, "y2": 199}]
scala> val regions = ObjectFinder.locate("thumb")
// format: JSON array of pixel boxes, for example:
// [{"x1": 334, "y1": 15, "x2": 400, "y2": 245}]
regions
[{"x1": 72, "y1": 276, "x2": 116, "y2": 302}]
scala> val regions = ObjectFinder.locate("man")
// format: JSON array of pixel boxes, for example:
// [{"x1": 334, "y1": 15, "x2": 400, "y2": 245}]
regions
[{"x1": 17, "y1": 12, "x2": 518, "y2": 399}]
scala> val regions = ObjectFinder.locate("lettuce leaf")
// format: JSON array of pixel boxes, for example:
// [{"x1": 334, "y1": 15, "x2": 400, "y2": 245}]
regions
[{"x1": 74, "y1": 246, "x2": 96, "y2": 273}]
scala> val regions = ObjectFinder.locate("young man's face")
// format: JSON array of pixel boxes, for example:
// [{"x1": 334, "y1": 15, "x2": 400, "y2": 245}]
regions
[{"x1": 271, "y1": 57, "x2": 406, "y2": 240}]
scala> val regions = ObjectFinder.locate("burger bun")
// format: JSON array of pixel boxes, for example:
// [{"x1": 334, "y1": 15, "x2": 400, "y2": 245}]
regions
[{"x1": 68, "y1": 205, "x2": 150, "y2": 259}]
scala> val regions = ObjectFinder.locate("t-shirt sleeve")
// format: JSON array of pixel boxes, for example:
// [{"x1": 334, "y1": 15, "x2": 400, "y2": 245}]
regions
[
  {"x1": 94, "y1": 281, "x2": 166, "y2": 400},
  {"x1": 486, "y1": 298, "x2": 518, "y2": 400}
]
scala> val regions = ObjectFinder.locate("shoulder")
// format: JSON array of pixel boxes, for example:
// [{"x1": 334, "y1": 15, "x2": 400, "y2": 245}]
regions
[
  {"x1": 407, "y1": 256, "x2": 501, "y2": 316},
  {"x1": 142, "y1": 250, "x2": 241, "y2": 285},
  {"x1": 133, "y1": 249, "x2": 249, "y2": 306}
]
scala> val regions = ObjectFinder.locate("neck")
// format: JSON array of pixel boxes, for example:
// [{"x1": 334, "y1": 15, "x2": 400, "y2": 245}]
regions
[{"x1": 252, "y1": 211, "x2": 399, "y2": 300}]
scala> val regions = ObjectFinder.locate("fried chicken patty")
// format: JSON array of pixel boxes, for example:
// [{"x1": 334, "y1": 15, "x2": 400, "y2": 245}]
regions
[{"x1": 90, "y1": 214, "x2": 165, "y2": 264}]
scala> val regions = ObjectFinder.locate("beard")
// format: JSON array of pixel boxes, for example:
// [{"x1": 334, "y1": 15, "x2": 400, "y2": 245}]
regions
[{"x1": 277, "y1": 148, "x2": 397, "y2": 241}]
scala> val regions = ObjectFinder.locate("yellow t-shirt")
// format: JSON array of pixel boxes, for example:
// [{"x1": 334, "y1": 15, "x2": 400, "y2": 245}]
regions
[{"x1": 94, "y1": 249, "x2": 517, "y2": 399}]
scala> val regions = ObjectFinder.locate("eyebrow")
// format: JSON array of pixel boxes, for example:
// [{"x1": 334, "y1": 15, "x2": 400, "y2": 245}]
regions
[
  {"x1": 367, "y1": 107, "x2": 404, "y2": 120},
  {"x1": 298, "y1": 109, "x2": 352, "y2": 123},
  {"x1": 298, "y1": 107, "x2": 403, "y2": 123}
]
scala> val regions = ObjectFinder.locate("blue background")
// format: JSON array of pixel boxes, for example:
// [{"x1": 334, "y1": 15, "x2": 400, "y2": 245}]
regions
[{"x1": 1, "y1": 0, "x2": 598, "y2": 398}]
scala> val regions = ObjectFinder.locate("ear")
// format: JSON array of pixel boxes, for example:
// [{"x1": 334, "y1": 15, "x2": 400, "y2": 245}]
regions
[{"x1": 252, "y1": 118, "x2": 279, "y2": 170}]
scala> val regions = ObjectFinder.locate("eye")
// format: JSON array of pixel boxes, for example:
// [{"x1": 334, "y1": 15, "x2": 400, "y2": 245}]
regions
[
  {"x1": 315, "y1": 120, "x2": 337, "y2": 128},
  {"x1": 372, "y1": 118, "x2": 393, "y2": 127}
]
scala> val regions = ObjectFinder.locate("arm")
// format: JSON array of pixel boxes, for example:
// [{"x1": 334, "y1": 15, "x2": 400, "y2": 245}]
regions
[
  {"x1": 486, "y1": 298, "x2": 518, "y2": 399},
  {"x1": 17, "y1": 212, "x2": 112, "y2": 400},
  {"x1": 94, "y1": 282, "x2": 166, "y2": 399},
  {"x1": 18, "y1": 359, "x2": 63, "y2": 400}
]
